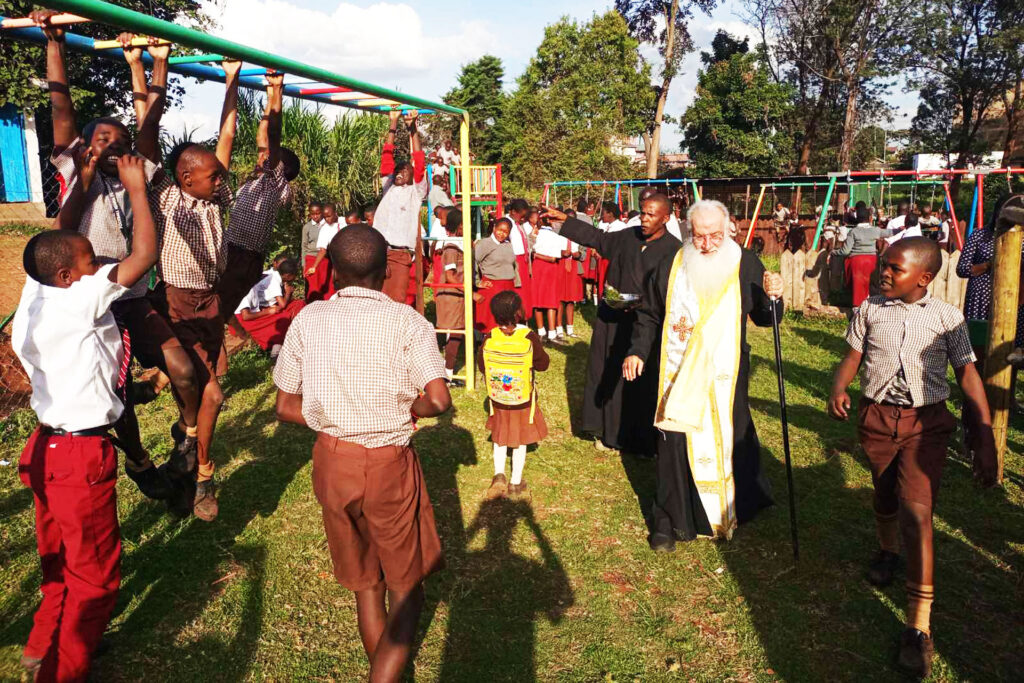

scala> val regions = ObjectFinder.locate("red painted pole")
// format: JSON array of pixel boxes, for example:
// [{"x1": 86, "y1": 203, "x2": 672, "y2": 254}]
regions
[
  {"x1": 943, "y1": 182, "x2": 963, "y2": 250},
  {"x1": 977, "y1": 172, "x2": 985, "y2": 232},
  {"x1": 496, "y1": 164, "x2": 504, "y2": 216},
  {"x1": 298, "y1": 86, "x2": 351, "y2": 95}
]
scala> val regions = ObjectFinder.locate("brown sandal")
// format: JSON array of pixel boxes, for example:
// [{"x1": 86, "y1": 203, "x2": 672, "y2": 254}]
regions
[{"x1": 486, "y1": 474, "x2": 508, "y2": 499}]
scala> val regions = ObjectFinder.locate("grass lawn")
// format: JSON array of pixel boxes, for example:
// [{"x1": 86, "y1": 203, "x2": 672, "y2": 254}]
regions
[{"x1": 1, "y1": 308, "x2": 1022, "y2": 682}]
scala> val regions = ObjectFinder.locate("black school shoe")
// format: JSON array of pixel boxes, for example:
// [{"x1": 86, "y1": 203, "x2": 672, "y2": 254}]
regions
[
  {"x1": 125, "y1": 462, "x2": 174, "y2": 500},
  {"x1": 897, "y1": 628, "x2": 933, "y2": 678},
  {"x1": 866, "y1": 549, "x2": 900, "y2": 587},
  {"x1": 193, "y1": 479, "x2": 219, "y2": 522}
]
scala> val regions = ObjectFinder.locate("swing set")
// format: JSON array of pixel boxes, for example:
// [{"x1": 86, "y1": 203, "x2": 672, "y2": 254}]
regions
[
  {"x1": 541, "y1": 178, "x2": 702, "y2": 214},
  {"x1": 2, "y1": 0, "x2": 482, "y2": 389}
]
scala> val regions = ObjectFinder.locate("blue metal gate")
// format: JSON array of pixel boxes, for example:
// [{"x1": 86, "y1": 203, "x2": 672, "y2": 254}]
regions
[{"x1": 0, "y1": 104, "x2": 31, "y2": 203}]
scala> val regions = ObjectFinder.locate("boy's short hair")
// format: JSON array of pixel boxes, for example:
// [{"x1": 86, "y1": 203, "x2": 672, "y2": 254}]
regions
[
  {"x1": 576, "y1": 198, "x2": 589, "y2": 213},
  {"x1": 894, "y1": 236, "x2": 942, "y2": 275},
  {"x1": 308, "y1": 201, "x2": 322, "y2": 209},
  {"x1": 281, "y1": 147, "x2": 300, "y2": 181},
  {"x1": 905, "y1": 214, "x2": 919, "y2": 228},
  {"x1": 329, "y1": 224, "x2": 386, "y2": 279},
  {"x1": 345, "y1": 207, "x2": 361, "y2": 220},
  {"x1": 856, "y1": 205, "x2": 871, "y2": 223},
  {"x1": 490, "y1": 290, "x2": 522, "y2": 327},
  {"x1": 167, "y1": 141, "x2": 213, "y2": 183},
  {"x1": 445, "y1": 209, "x2": 462, "y2": 233},
  {"x1": 23, "y1": 230, "x2": 84, "y2": 285},
  {"x1": 362, "y1": 205, "x2": 376, "y2": 220},
  {"x1": 602, "y1": 201, "x2": 621, "y2": 219},
  {"x1": 276, "y1": 258, "x2": 299, "y2": 276},
  {"x1": 82, "y1": 117, "x2": 131, "y2": 146}
]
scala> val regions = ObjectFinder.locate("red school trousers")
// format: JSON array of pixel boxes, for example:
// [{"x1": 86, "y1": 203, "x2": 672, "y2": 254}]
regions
[{"x1": 18, "y1": 427, "x2": 121, "y2": 683}]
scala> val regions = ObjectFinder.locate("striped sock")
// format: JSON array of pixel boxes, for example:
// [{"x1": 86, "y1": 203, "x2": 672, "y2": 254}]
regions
[
  {"x1": 906, "y1": 581, "x2": 935, "y2": 635},
  {"x1": 875, "y1": 510, "x2": 900, "y2": 553}
]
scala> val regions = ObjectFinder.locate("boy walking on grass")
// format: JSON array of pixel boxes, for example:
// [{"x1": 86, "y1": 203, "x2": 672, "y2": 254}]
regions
[
  {"x1": 828, "y1": 237, "x2": 997, "y2": 677},
  {"x1": 12, "y1": 155, "x2": 157, "y2": 682},
  {"x1": 273, "y1": 225, "x2": 451, "y2": 682}
]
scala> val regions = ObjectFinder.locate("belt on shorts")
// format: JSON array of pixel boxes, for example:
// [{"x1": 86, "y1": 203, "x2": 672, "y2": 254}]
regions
[
  {"x1": 387, "y1": 244, "x2": 414, "y2": 254},
  {"x1": 39, "y1": 424, "x2": 114, "y2": 438}
]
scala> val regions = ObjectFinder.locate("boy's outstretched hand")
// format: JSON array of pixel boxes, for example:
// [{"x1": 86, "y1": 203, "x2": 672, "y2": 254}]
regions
[
  {"x1": 403, "y1": 110, "x2": 418, "y2": 128},
  {"x1": 30, "y1": 9, "x2": 64, "y2": 40},
  {"x1": 119, "y1": 33, "x2": 143, "y2": 63},
  {"x1": 388, "y1": 110, "x2": 401, "y2": 125},
  {"x1": 117, "y1": 155, "x2": 148, "y2": 193},
  {"x1": 147, "y1": 36, "x2": 170, "y2": 60},
  {"x1": 827, "y1": 389, "x2": 851, "y2": 420},
  {"x1": 972, "y1": 427, "x2": 999, "y2": 488},
  {"x1": 540, "y1": 205, "x2": 568, "y2": 222}
]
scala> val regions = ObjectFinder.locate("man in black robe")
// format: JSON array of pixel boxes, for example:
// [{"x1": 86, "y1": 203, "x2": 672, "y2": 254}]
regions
[
  {"x1": 624, "y1": 199, "x2": 784, "y2": 552},
  {"x1": 542, "y1": 196, "x2": 681, "y2": 456}
]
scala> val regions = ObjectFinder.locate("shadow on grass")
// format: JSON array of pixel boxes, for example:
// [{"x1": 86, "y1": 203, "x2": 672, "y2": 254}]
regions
[
  {"x1": 438, "y1": 497, "x2": 574, "y2": 681},
  {"x1": 561, "y1": 340, "x2": 589, "y2": 436}
]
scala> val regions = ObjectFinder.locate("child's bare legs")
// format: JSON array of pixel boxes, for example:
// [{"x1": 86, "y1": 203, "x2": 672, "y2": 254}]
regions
[
  {"x1": 564, "y1": 302, "x2": 575, "y2": 336},
  {"x1": 900, "y1": 500, "x2": 934, "y2": 633},
  {"x1": 534, "y1": 309, "x2": 545, "y2": 332},
  {"x1": 164, "y1": 345, "x2": 199, "y2": 431},
  {"x1": 443, "y1": 334, "x2": 463, "y2": 381},
  {"x1": 355, "y1": 582, "x2": 388, "y2": 660},
  {"x1": 368, "y1": 585, "x2": 425, "y2": 682}
]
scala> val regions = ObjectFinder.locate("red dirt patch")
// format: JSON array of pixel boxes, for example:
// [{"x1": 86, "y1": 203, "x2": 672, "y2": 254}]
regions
[{"x1": 0, "y1": 233, "x2": 29, "y2": 319}]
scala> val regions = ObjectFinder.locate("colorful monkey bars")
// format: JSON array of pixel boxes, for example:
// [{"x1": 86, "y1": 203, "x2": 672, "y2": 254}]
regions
[{"x1": 2, "y1": 0, "x2": 480, "y2": 389}]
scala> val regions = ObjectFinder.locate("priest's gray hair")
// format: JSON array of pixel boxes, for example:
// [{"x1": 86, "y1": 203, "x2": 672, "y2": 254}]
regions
[{"x1": 687, "y1": 199, "x2": 730, "y2": 232}]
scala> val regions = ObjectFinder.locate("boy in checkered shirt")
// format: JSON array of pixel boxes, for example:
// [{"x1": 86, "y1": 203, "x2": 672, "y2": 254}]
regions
[
  {"x1": 147, "y1": 60, "x2": 244, "y2": 522},
  {"x1": 828, "y1": 237, "x2": 997, "y2": 677},
  {"x1": 217, "y1": 72, "x2": 300, "y2": 320},
  {"x1": 33, "y1": 10, "x2": 195, "y2": 501}
]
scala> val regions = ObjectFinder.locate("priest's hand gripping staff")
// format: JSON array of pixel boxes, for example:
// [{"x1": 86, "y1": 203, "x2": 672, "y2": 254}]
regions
[{"x1": 770, "y1": 294, "x2": 800, "y2": 561}]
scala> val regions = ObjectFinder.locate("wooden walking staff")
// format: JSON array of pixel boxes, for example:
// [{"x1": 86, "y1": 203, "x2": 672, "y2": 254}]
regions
[{"x1": 983, "y1": 194, "x2": 1024, "y2": 482}]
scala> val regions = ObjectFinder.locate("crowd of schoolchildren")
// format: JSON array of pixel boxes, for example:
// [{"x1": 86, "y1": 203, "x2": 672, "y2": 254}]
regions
[{"x1": 8, "y1": 11, "x2": 1005, "y2": 682}]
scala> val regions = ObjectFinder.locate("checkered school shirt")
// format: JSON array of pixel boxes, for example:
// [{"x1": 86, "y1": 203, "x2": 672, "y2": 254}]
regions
[
  {"x1": 846, "y1": 293, "x2": 976, "y2": 407},
  {"x1": 273, "y1": 287, "x2": 446, "y2": 447},
  {"x1": 225, "y1": 158, "x2": 293, "y2": 253},
  {"x1": 52, "y1": 139, "x2": 159, "y2": 299},
  {"x1": 149, "y1": 173, "x2": 233, "y2": 290}
]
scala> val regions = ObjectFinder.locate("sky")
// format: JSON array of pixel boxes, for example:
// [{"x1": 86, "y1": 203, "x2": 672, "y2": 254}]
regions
[{"x1": 166, "y1": 0, "x2": 919, "y2": 153}]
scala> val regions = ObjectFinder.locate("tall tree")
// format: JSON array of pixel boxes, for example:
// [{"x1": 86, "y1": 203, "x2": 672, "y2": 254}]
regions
[
  {"x1": 910, "y1": 0, "x2": 1024, "y2": 193},
  {"x1": 616, "y1": 0, "x2": 717, "y2": 179},
  {"x1": 0, "y1": 0, "x2": 211, "y2": 122},
  {"x1": 443, "y1": 55, "x2": 505, "y2": 165},
  {"x1": 500, "y1": 12, "x2": 654, "y2": 195},
  {"x1": 681, "y1": 44, "x2": 794, "y2": 176}
]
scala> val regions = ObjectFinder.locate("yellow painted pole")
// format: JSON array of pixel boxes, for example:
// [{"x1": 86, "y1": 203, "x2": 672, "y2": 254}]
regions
[
  {"x1": 983, "y1": 223, "x2": 1023, "y2": 482},
  {"x1": 460, "y1": 116, "x2": 475, "y2": 392}
]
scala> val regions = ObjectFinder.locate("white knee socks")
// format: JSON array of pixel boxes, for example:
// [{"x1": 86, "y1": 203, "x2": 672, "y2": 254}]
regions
[
  {"x1": 510, "y1": 445, "x2": 527, "y2": 485},
  {"x1": 493, "y1": 443, "x2": 506, "y2": 476}
]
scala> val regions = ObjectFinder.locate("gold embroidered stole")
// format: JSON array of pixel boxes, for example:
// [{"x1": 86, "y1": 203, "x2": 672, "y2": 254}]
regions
[{"x1": 655, "y1": 249, "x2": 742, "y2": 538}]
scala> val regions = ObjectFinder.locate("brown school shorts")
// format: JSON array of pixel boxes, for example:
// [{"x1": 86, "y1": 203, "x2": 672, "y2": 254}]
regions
[
  {"x1": 382, "y1": 249, "x2": 413, "y2": 304},
  {"x1": 150, "y1": 283, "x2": 224, "y2": 383},
  {"x1": 312, "y1": 434, "x2": 444, "y2": 592},
  {"x1": 857, "y1": 398, "x2": 957, "y2": 507},
  {"x1": 111, "y1": 296, "x2": 181, "y2": 370},
  {"x1": 216, "y1": 244, "x2": 266, "y2": 320}
]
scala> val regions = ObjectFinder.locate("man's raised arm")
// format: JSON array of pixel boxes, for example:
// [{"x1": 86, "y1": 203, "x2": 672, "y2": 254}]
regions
[{"x1": 32, "y1": 10, "x2": 77, "y2": 152}]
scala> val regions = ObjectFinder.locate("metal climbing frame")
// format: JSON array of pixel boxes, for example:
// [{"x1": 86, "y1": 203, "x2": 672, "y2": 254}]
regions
[
  {"x1": 542, "y1": 178, "x2": 701, "y2": 213},
  {"x1": 3, "y1": 0, "x2": 479, "y2": 389}
]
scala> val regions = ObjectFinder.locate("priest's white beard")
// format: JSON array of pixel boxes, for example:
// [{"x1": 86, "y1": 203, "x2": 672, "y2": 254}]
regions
[{"x1": 682, "y1": 238, "x2": 741, "y2": 301}]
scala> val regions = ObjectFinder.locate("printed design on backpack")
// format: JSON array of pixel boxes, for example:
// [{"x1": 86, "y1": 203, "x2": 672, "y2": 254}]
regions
[{"x1": 482, "y1": 326, "x2": 537, "y2": 422}]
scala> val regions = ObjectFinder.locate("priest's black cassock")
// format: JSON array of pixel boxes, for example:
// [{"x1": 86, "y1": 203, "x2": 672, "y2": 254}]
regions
[
  {"x1": 558, "y1": 216, "x2": 681, "y2": 454},
  {"x1": 627, "y1": 246, "x2": 779, "y2": 542}
]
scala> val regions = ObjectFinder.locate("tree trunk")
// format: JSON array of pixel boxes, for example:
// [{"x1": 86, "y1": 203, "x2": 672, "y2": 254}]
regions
[
  {"x1": 797, "y1": 84, "x2": 831, "y2": 175},
  {"x1": 645, "y1": 0, "x2": 679, "y2": 180},
  {"x1": 1004, "y1": 83, "x2": 1023, "y2": 164},
  {"x1": 640, "y1": 130, "x2": 653, "y2": 170},
  {"x1": 838, "y1": 78, "x2": 860, "y2": 170}
]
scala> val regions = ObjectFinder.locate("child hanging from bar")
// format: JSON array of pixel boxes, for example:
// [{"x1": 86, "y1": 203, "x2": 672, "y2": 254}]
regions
[
  {"x1": 827, "y1": 237, "x2": 997, "y2": 678},
  {"x1": 147, "y1": 58, "x2": 244, "y2": 522},
  {"x1": 305, "y1": 203, "x2": 341, "y2": 302},
  {"x1": 479, "y1": 290, "x2": 550, "y2": 501},
  {"x1": 12, "y1": 154, "x2": 158, "y2": 683},
  {"x1": 32, "y1": 10, "x2": 193, "y2": 500},
  {"x1": 217, "y1": 72, "x2": 300, "y2": 317},
  {"x1": 376, "y1": 110, "x2": 428, "y2": 303},
  {"x1": 436, "y1": 209, "x2": 474, "y2": 387},
  {"x1": 473, "y1": 217, "x2": 519, "y2": 333},
  {"x1": 234, "y1": 257, "x2": 304, "y2": 360}
]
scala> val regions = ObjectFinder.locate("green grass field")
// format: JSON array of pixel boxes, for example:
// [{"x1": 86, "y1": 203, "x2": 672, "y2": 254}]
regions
[{"x1": 1, "y1": 310, "x2": 1022, "y2": 682}]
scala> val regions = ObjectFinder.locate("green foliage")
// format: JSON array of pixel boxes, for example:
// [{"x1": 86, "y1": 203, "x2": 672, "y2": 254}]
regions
[
  {"x1": 0, "y1": 0, "x2": 210, "y2": 122},
  {"x1": 681, "y1": 46, "x2": 794, "y2": 177},
  {"x1": 443, "y1": 55, "x2": 505, "y2": 164},
  {"x1": 499, "y1": 11, "x2": 654, "y2": 194},
  {"x1": 225, "y1": 93, "x2": 387, "y2": 259}
]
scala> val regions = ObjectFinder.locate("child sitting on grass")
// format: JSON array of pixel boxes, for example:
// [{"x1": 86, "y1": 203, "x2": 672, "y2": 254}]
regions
[
  {"x1": 480, "y1": 290, "x2": 550, "y2": 501},
  {"x1": 827, "y1": 236, "x2": 997, "y2": 678}
]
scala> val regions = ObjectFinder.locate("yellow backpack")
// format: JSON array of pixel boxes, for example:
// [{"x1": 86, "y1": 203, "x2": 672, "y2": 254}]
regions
[{"x1": 482, "y1": 326, "x2": 537, "y2": 423}]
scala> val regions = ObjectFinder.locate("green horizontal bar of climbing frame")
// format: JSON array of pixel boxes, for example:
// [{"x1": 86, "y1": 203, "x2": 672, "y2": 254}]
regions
[
  {"x1": 45, "y1": 0, "x2": 465, "y2": 116},
  {"x1": 168, "y1": 53, "x2": 223, "y2": 65}
]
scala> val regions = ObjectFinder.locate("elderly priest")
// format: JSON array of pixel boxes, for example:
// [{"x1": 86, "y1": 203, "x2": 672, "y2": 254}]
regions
[{"x1": 624, "y1": 199, "x2": 785, "y2": 552}]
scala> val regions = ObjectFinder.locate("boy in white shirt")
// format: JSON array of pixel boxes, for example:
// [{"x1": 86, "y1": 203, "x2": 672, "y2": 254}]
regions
[
  {"x1": 233, "y1": 258, "x2": 303, "y2": 359},
  {"x1": 12, "y1": 155, "x2": 157, "y2": 682},
  {"x1": 305, "y1": 203, "x2": 341, "y2": 301}
]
